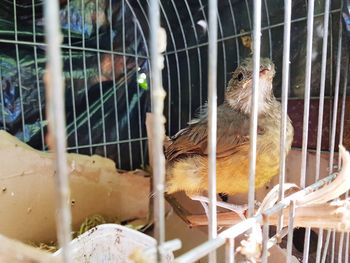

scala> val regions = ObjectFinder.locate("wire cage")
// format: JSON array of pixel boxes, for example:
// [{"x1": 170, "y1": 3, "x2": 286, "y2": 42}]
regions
[{"x1": 0, "y1": 0, "x2": 349, "y2": 262}]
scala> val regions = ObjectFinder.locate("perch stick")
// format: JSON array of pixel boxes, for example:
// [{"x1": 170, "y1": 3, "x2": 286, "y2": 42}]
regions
[{"x1": 187, "y1": 200, "x2": 350, "y2": 231}]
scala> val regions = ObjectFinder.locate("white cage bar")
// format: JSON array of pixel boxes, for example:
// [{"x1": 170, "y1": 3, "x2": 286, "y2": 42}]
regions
[
  {"x1": 207, "y1": 0, "x2": 218, "y2": 261},
  {"x1": 0, "y1": 0, "x2": 348, "y2": 262},
  {"x1": 43, "y1": 0, "x2": 72, "y2": 262}
]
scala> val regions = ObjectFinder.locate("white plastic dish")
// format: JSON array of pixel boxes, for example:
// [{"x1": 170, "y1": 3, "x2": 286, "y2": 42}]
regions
[{"x1": 53, "y1": 224, "x2": 174, "y2": 262}]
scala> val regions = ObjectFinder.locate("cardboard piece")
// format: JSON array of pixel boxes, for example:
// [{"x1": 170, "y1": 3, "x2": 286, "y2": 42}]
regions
[{"x1": 0, "y1": 130, "x2": 150, "y2": 243}]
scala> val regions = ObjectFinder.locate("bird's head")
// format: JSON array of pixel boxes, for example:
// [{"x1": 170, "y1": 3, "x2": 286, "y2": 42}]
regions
[{"x1": 225, "y1": 57, "x2": 276, "y2": 115}]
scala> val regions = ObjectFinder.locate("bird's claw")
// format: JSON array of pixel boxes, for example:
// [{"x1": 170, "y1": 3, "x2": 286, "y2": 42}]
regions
[{"x1": 190, "y1": 195, "x2": 248, "y2": 220}]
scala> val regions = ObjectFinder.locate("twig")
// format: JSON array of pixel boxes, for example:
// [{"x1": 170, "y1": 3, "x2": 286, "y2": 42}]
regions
[{"x1": 187, "y1": 200, "x2": 350, "y2": 231}]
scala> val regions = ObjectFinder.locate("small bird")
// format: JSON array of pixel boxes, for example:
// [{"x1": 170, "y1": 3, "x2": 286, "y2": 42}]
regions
[{"x1": 164, "y1": 58, "x2": 294, "y2": 202}]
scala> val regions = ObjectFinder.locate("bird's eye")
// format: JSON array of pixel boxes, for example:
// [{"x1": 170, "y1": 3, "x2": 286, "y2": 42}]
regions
[{"x1": 237, "y1": 73, "x2": 244, "y2": 81}]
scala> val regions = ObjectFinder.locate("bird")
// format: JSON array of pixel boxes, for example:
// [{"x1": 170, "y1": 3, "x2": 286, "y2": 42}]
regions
[{"x1": 164, "y1": 57, "x2": 294, "y2": 214}]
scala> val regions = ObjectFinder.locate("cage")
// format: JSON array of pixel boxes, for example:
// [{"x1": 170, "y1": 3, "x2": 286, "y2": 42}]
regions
[{"x1": 0, "y1": 0, "x2": 349, "y2": 262}]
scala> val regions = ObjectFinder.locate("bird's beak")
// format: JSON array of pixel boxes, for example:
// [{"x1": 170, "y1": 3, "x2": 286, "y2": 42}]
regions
[
  {"x1": 259, "y1": 64, "x2": 274, "y2": 77},
  {"x1": 259, "y1": 69, "x2": 268, "y2": 76}
]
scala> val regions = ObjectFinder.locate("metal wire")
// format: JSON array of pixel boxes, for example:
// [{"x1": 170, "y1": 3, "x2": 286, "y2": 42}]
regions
[
  {"x1": 338, "y1": 57, "x2": 349, "y2": 166},
  {"x1": 329, "y1": 16, "x2": 343, "y2": 173},
  {"x1": 155, "y1": 1, "x2": 182, "y2": 132},
  {"x1": 248, "y1": 0, "x2": 262, "y2": 217},
  {"x1": 303, "y1": 227, "x2": 311, "y2": 262},
  {"x1": 164, "y1": 52, "x2": 172, "y2": 135},
  {"x1": 44, "y1": 0, "x2": 72, "y2": 261},
  {"x1": 331, "y1": 230, "x2": 336, "y2": 263},
  {"x1": 338, "y1": 51, "x2": 349, "y2": 263},
  {"x1": 299, "y1": 1, "x2": 316, "y2": 259},
  {"x1": 345, "y1": 233, "x2": 349, "y2": 263},
  {"x1": 215, "y1": 4, "x2": 228, "y2": 88},
  {"x1": 81, "y1": 0, "x2": 93, "y2": 155},
  {"x1": 149, "y1": 2, "x2": 166, "y2": 261},
  {"x1": 134, "y1": 23, "x2": 145, "y2": 167},
  {"x1": 267, "y1": 227, "x2": 289, "y2": 248},
  {"x1": 182, "y1": 0, "x2": 203, "y2": 114},
  {"x1": 316, "y1": 229, "x2": 324, "y2": 263},
  {"x1": 277, "y1": 0, "x2": 292, "y2": 232},
  {"x1": 125, "y1": 1, "x2": 151, "y2": 55},
  {"x1": 322, "y1": 13, "x2": 344, "y2": 263},
  {"x1": 0, "y1": 67, "x2": 5, "y2": 130},
  {"x1": 338, "y1": 232, "x2": 344, "y2": 263},
  {"x1": 66, "y1": 0, "x2": 79, "y2": 153},
  {"x1": 321, "y1": 230, "x2": 331, "y2": 263},
  {"x1": 32, "y1": 0, "x2": 46, "y2": 151},
  {"x1": 110, "y1": 0, "x2": 122, "y2": 167},
  {"x1": 163, "y1": 8, "x2": 341, "y2": 56},
  {"x1": 261, "y1": 217, "x2": 269, "y2": 263},
  {"x1": 175, "y1": 218, "x2": 259, "y2": 263},
  {"x1": 286, "y1": 201, "x2": 296, "y2": 263},
  {"x1": 196, "y1": 0, "x2": 210, "y2": 107},
  {"x1": 0, "y1": 38, "x2": 148, "y2": 58},
  {"x1": 95, "y1": 0, "x2": 107, "y2": 158},
  {"x1": 244, "y1": 0, "x2": 252, "y2": 29},
  {"x1": 315, "y1": 0, "x2": 331, "y2": 182},
  {"x1": 174, "y1": 236, "x2": 225, "y2": 263},
  {"x1": 66, "y1": 137, "x2": 148, "y2": 151},
  {"x1": 168, "y1": 1, "x2": 192, "y2": 122},
  {"x1": 225, "y1": 238, "x2": 234, "y2": 263},
  {"x1": 300, "y1": 0, "x2": 315, "y2": 189},
  {"x1": 13, "y1": 0, "x2": 26, "y2": 144},
  {"x1": 311, "y1": 2, "x2": 331, "y2": 257},
  {"x1": 207, "y1": 0, "x2": 218, "y2": 262},
  {"x1": 263, "y1": 0, "x2": 273, "y2": 59},
  {"x1": 122, "y1": 0, "x2": 133, "y2": 169},
  {"x1": 125, "y1": 1, "x2": 152, "y2": 162},
  {"x1": 227, "y1": 1, "x2": 240, "y2": 63}
]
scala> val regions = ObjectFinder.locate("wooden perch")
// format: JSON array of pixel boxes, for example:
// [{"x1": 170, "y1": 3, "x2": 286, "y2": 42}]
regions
[{"x1": 187, "y1": 199, "x2": 350, "y2": 231}]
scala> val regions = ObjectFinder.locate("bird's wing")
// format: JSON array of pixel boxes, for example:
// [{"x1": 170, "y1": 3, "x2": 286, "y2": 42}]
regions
[{"x1": 165, "y1": 104, "x2": 253, "y2": 162}]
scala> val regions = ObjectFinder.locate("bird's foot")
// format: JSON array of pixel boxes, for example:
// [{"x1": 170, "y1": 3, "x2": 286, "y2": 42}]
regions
[{"x1": 190, "y1": 195, "x2": 247, "y2": 220}]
